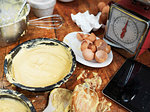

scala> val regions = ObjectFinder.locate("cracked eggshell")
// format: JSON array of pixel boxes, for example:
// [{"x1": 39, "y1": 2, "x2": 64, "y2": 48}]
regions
[
  {"x1": 95, "y1": 50, "x2": 108, "y2": 63},
  {"x1": 82, "y1": 49, "x2": 94, "y2": 61}
]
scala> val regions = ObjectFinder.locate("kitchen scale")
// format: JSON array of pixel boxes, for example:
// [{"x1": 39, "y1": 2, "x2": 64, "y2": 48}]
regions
[
  {"x1": 105, "y1": 0, "x2": 150, "y2": 58},
  {"x1": 103, "y1": 0, "x2": 150, "y2": 111}
]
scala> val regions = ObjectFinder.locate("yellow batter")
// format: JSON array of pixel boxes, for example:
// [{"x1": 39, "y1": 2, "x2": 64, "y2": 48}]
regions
[
  {"x1": 0, "y1": 98, "x2": 30, "y2": 112},
  {"x1": 11, "y1": 44, "x2": 72, "y2": 87}
]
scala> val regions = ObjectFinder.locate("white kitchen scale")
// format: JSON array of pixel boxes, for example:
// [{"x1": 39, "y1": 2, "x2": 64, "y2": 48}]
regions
[{"x1": 103, "y1": 0, "x2": 150, "y2": 111}]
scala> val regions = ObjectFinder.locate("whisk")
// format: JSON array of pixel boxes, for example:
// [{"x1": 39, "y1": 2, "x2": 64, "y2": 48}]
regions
[{"x1": 29, "y1": 14, "x2": 63, "y2": 29}]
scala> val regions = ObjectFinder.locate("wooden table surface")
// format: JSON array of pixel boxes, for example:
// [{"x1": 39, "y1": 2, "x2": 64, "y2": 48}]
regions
[{"x1": 0, "y1": 0, "x2": 150, "y2": 112}]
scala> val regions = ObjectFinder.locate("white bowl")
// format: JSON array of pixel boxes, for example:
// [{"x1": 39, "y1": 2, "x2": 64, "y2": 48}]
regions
[{"x1": 28, "y1": 0, "x2": 56, "y2": 17}]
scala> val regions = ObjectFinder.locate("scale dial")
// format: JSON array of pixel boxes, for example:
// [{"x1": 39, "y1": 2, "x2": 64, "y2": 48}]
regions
[
  {"x1": 113, "y1": 16, "x2": 138, "y2": 44},
  {"x1": 106, "y1": 4, "x2": 149, "y2": 54}
]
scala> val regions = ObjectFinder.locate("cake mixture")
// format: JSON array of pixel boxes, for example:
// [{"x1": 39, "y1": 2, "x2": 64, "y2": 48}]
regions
[
  {"x1": 11, "y1": 44, "x2": 72, "y2": 87},
  {"x1": 0, "y1": 97, "x2": 30, "y2": 112}
]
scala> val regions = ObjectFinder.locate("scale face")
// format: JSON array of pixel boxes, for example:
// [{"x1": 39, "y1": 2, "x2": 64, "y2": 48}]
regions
[{"x1": 106, "y1": 3, "x2": 150, "y2": 55}]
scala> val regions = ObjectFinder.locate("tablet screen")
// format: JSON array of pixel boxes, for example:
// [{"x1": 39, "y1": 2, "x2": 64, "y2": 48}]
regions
[{"x1": 103, "y1": 59, "x2": 150, "y2": 112}]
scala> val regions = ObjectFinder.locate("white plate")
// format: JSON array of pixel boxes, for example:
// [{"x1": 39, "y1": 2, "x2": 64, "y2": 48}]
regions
[
  {"x1": 103, "y1": 38, "x2": 122, "y2": 48},
  {"x1": 63, "y1": 32, "x2": 113, "y2": 68}
]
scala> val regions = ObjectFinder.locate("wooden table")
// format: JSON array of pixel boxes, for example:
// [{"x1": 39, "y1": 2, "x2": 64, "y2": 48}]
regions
[{"x1": 0, "y1": 0, "x2": 150, "y2": 112}]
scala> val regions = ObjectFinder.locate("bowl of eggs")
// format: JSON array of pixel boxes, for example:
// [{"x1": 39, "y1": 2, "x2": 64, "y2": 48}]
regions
[
  {"x1": 4, "y1": 38, "x2": 76, "y2": 91},
  {"x1": 0, "y1": 89, "x2": 35, "y2": 112}
]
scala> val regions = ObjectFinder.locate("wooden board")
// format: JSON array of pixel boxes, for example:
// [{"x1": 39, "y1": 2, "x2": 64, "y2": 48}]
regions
[{"x1": 0, "y1": 0, "x2": 150, "y2": 111}]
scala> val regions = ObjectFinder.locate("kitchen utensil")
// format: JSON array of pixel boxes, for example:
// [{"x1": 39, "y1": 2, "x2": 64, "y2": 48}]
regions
[
  {"x1": 17, "y1": 0, "x2": 27, "y2": 18},
  {"x1": 0, "y1": 3, "x2": 30, "y2": 47},
  {"x1": 0, "y1": 1, "x2": 63, "y2": 47},
  {"x1": 4, "y1": 38, "x2": 76, "y2": 92},
  {"x1": 29, "y1": 14, "x2": 63, "y2": 29},
  {"x1": 105, "y1": 1, "x2": 150, "y2": 58},
  {"x1": 103, "y1": 1, "x2": 150, "y2": 111},
  {"x1": 43, "y1": 88, "x2": 72, "y2": 112}
]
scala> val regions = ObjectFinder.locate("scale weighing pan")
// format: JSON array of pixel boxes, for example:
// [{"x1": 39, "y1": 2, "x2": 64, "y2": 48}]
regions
[{"x1": 103, "y1": 59, "x2": 150, "y2": 112}]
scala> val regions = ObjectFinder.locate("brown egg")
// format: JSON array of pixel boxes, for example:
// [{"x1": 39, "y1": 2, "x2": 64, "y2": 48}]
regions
[
  {"x1": 88, "y1": 43, "x2": 97, "y2": 53},
  {"x1": 71, "y1": 84, "x2": 99, "y2": 112},
  {"x1": 98, "y1": 2, "x2": 106, "y2": 12},
  {"x1": 99, "y1": 13, "x2": 107, "y2": 25},
  {"x1": 77, "y1": 33, "x2": 84, "y2": 41},
  {"x1": 95, "y1": 50, "x2": 108, "y2": 63},
  {"x1": 85, "y1": 33, "x2": 96, "y2": 42},
  {"x1": 102, "y1": 5, "x2": 110, "y2": 15},
  {"x1": 82, "y1": 49, "x2": 94, "y2": 61},
  {"x1": 81, "y1": 40, "x2": 92, "y2": 51}
]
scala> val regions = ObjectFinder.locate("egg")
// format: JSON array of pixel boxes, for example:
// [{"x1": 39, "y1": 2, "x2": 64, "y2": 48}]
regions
[
  {"x1": 98, "y1": 2, "x2": 106, "y2": 12},
  {"x1": 95, "y1": 50, "x2": 108, "y2": 63},
  {"x1": 85, "y1": 33, "x2": 96, "y2": 42},
  {"x1": 99, "y1": 13, "x2": 107, "y2": 25},
  {"x1": 81, "y1": 40, "x2": 92, "y2": 51},
  {"x1": 71, "y1": 84, "x2": 99, "y2": 112},
  {"x1": 77, "y1": 33, "x2": 84, "y2": 41},
  {"x1": 82, "y1": 49, "x2": 94, "y2": 61},
  {"x1": 102, "y1": 5, "x2": 110, "y2": 15}
]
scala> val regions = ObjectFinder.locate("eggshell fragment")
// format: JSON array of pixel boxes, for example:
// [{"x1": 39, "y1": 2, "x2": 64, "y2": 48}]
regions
[
  {"x1": 82, "y1": 49, "x2": 94, "y2": 61},
  {"x1": 97, "y1": 41, "x2": 107, "y2": 51},
  {"x1": 105, "y1": 45, "x2": 111, "y2": 54},
  {"x1": 85, "y1": 33, "x2": 96, "y2": 42},
  {"x1": 94, "y1": 39, "x2": 105, "y2": 47},
  {"x1": 77, "y1": 33, "x2": 84, "y2": 41},
  {"x1": 88, "y1": 43, "x2": 97, "y2": 53},
  {"x1": 98, "y1": 2, "x2": 106, "y2": 12},
  {"x1": 95, "y1": 50, "x2": 108, "y2": 63},
  {"x1": 95, "y1": 39, "x2": 111, "y2": 54},
  {"x1": 83, "y1": 34, "x2": 89, "y2": 40},
  {"x1": 81, "y1": 40, "x2": 92, "y2": 51}
]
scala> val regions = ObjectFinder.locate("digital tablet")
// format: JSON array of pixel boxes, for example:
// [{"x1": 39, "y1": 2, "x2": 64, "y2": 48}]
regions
[{"x1": 103, "y1": 59, "x2": 150, "y2": 112}]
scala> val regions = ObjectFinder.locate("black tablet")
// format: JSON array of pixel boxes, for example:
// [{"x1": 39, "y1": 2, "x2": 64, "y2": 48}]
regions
[{"x1": 103, "y1": 59, "x2": 150, "y2": 112}]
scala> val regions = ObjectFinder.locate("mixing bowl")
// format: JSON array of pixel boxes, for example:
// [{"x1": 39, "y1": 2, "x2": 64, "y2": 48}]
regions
[
  {"x1": 0, "y1": 89, "x2": 35, "y2": 112},
  {"x1": 0, "y1": 0, "x2": 30, "y2": 47},
  {"x1": 4, "y1": 38, "x2": 76, "y2": 91}
]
